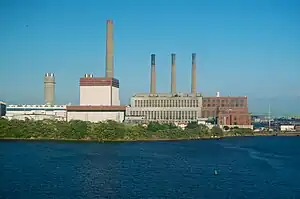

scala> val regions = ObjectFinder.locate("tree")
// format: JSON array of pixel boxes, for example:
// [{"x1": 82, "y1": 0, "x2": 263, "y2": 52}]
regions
[
  {"x1": 186, "y1": 121, "x2": 199, "y2": 129},
  {"x1": 211, "y1": 126, "x2": 223, "y2": 136}
]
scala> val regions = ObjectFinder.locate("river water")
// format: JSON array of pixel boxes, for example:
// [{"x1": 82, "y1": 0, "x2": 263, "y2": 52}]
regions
[{"x1": 0, "y1": 136, "x2": 300, "y2": 199}]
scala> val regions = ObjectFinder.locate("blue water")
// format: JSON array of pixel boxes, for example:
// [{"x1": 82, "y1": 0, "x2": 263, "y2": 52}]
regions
[{"x1": 1, "y1": 137, "x2": 300, "y2": 199}]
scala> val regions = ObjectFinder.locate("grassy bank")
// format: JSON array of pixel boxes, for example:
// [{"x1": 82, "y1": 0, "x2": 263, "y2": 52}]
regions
[{"x1": 0, "y1": 118, "x2": 258, "y2": 142}]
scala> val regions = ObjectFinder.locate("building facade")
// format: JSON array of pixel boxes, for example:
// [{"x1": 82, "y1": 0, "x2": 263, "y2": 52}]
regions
[
  {"x1": 79, "y1": 76, "x2": 120, "y2": 106},
  {"x1": 126, "y1": 93, "x2": 202, "y2": 123},
  {"x1": 67, "y1": 106, "x2": 125, "y2": 123},
  {"x1": 0, "y1": 101, "x2": 6, "y2": 117},
  {"x1": 202, "y1": 96, "x2": 251, "y2": 126},
  {"x1": 6, "y1": 104, "x2": 66, "y2": 120}
]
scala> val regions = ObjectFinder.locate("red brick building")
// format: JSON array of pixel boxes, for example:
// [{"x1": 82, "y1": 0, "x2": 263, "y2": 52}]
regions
[{"x1": 202, "y1": 96, "x2": 251, "y2": 125}]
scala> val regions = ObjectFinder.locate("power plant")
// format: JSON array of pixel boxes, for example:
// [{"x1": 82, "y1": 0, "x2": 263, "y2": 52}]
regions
[
  {"x1": 44, "y1": 73, "x2": 55, "y2": 105},
  {"x1": 2, "y1": 19, "x2": 252, "y2": 128},
  {"x1": 125, "y1": 53, "x2": 202, "y2": 124},
  {"x1": 66, "y1": 19, "x2": 126, "y2": 122}
]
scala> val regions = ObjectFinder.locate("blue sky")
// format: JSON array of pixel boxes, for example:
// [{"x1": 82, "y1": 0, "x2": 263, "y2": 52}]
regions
[{"x1": 0, "y1": 0, "x2": 299, "y2": 116}]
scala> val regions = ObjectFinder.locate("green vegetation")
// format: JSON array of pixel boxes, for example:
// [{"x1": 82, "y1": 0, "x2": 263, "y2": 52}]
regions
[{"x1": 0, "y1": 118, "x2": 254, "y2": 141}]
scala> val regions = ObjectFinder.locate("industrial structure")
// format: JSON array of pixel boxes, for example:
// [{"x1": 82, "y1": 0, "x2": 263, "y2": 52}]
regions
[
  {"x1": 2, "y1": 18, "x2": 253, "y2": 129},
  {"x1": 5, "y1": 74, "x2": 67, "y2": 121},
  {"x1": 66, "y1": 19, "x2": 126, "y2": 122},
  {"x1": 44, "y1": 73, "x2": 55, "y2": 105},
  {"x1": 0, "y1": 101, "x2": 6, "y2": 117},
  {"x1": 125, "y1": 53, "x2": 202, "y2": 124},
  {"x1": 5, "y1": 104, "x2": 66, "y2": 120},
  {"x1": 202, "y1": 92, "x2": 252, "y2": 128}
]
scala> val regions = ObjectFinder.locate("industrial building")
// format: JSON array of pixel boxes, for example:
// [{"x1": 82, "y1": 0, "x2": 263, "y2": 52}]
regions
[
  {"x1": 6, "y1": 104, "x2": 66, "y2": 120},
  {"x1": 125, "y1": 53, "x2": 202, "y2": 124},
  {"x1": 44, "y1": 73, "x2": 55, "y2": 105},
  {"x1": 5, "y1": 73, "x2": 67, "y2": 121},
  {"x1": 0, "y1": 101, "x2": 6, "y2": 117},
  {"x1": 66, "y1": 19, "x2": 126, "y2": 122},
  {"x1": 202, "y1": 93, "x2": 252, "y2": 128}
]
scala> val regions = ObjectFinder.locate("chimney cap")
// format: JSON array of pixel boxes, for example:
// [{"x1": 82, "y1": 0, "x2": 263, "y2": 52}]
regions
[
  {"x1": 45, "y1": 73, "x2": 54, "y2": 77},
  {"x1": 151, "y1": 54, "x2": 156, "y2": 65},
  {"x1": 107, "y1": 19, "x2": 113, "y2": 24}
]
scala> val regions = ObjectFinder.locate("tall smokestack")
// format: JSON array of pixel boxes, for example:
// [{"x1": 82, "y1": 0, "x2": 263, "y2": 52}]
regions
[
  {"x1": 44, "y1": 73, "x2": 55, "y2": 105},
  {"x1": 191, "y1": 53, "x2": 196, "y2": 95},
  {"x1": 171, "y1": 53, "x2": 176, "y2": 94},
  {"x1": 150, "y1": 54, "x2": 156, "y2": 94},
  {"x1": 105, "y1": 19, "x2": 114, "y2": 78}
]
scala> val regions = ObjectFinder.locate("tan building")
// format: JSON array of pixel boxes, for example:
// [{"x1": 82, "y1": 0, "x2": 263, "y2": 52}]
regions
[
  {"x1": 44, "y1": 73, "x2": 55, "y2": 105},
  {"x1": 126, "y1": 93, "x2": 202, "y2": 123},
  {"x1": 126, "y1": 53, "x2": 202, "y2": 124}
]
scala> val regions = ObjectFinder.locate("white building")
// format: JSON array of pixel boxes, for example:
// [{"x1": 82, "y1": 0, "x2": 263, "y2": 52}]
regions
[
  {"x1": 6, "y1": 104, "x2": 66, "y2": 121},
  {"x1": 66, "y1": 75, "x2": 125, "y2": 123},
  {"x1": 280, "y1": 125, "x2": 295, "y2": 132}
]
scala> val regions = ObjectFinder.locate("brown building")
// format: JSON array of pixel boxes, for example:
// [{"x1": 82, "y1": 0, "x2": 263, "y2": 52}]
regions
[{"x1": 202, "y1": 96, "x2": 251, "y2": 125}]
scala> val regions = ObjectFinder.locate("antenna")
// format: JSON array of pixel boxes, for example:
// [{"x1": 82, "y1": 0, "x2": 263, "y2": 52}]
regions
[{"x1": 268, "y1": 104, "x2": 271, "y2": 130}]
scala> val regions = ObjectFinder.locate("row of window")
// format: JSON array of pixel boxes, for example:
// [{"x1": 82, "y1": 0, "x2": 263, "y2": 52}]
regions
[
  {"x1": 134, "y1": 99, "x2": 199, "y2": 108},
  {"x1": 7, "y1": 108, "x2": 65, "y2": 111},
  {"x1": 202, "y1": 111, "x2": 249, "y2": 118},
  {"x1": 203, "y1": 99, "x2": 245, "y2": 104},
  {"x1": 203, "y1": 104, "x2": 245, "y2": 108},
  {"x1": 129, "y1": 110, "x2": 198, "y2": 120},
  {"x1": 218, "y1": 116, "x2": 250, "y2": 125}
]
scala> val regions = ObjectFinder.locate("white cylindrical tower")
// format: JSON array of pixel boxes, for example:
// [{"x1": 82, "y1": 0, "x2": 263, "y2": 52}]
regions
[{"x1": 44, "y1": 73, "x2": 55, "y2": 105}]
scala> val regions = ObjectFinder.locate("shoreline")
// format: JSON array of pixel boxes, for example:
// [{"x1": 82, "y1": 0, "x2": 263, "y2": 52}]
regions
[{"x1": 0, "y1": 133, "x2": 299, "y2": 143}]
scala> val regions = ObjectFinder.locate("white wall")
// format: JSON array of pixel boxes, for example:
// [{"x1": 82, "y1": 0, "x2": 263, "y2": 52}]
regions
[
  {"x1": 280, "y1": 125, "x2": 295, "y2": 132},
  {"x1": 6, "y1": 110, "x2": 66, "y2": 120},
  {"x1": 112, "y1": 86, "x2": 120, "y2": 105},
  {"x1": 80, "y1": 86, "x2": 111, "y2": 106},
  {"x1": 67, "y1": 111, "x2": 125, "y2": 123}
]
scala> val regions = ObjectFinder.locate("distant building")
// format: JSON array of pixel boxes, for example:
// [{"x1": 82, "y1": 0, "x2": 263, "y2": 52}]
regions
[
  {"x1": 280, "y1": 125, "x2": 295, "y2": 132},
  {"x1": 66, "y1": 105, "x2": 125, "y2": 123},
  {"x1": 202, "y1": 95, "x2": 252, "y2": 128},
  {"x1": 6, "y1": 104, "x2": 66, "y2": 121},
  {"x1": 126, "y1": 93, "x2": 202, "y2": 124},
  {"x1": 0, "y1": 101, "x2": 7, "y2": 117}
]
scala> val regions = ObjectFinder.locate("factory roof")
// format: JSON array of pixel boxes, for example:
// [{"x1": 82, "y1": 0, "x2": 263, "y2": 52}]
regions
[
  {"x1": 66, "y1": 105, "x2": 126, "y2": 111},
  {"x1": 133, "y1": 92, "x2": 202, "y2": 98},
  {"x1": 7, "y1": 104, "x2": 66, "y2": 108}
]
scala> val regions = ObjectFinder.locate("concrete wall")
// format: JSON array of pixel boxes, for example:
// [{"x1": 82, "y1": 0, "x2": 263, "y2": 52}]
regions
[
  {"x1": 80, "y1": 86, "x2": 111, "y2": 106},
  {"x1": 6, "y1": 110, "x2": 66, "y2": 120},
  {"x1": 67, "y1": 111, "x2": 125, "y2": 123},
  {"x1": 112, "y1": 86, "x2": 120, "y2": 105},
  {"x1": 44, "y1": 73, "x2": 55, "y2": 105}
]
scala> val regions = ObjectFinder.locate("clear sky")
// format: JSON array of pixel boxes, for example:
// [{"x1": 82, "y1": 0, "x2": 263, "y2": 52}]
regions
[{"x1": 0, "y1": 0, "x2": 299, "y2": 116}]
